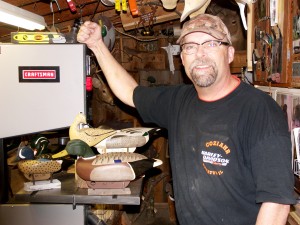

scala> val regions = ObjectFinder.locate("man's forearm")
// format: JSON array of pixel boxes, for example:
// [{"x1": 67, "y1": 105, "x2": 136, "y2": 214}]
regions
[
  {"x1": 256, "y1": 202, "x2": 290, "y2": 225},
  {"x1": 90, "y1": 38, "x2": 138, "y2": 107}
]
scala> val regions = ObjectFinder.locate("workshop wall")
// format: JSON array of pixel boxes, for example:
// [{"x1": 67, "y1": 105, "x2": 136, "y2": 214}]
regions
[{"x1": 250, "y1": 0, "x2": 300, "y2": 88}]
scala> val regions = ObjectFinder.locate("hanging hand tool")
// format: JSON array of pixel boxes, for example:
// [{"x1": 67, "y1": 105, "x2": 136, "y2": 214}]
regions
[
  {"x1": 128, "y1": 0, "x2": 138, "y2": 16},
  {"x1": 48, "y1": 0, "x2": 61, "y2": 12},
  {"x1": 40, "y1": 0, "x2": 61, "y2": 12},
  {"x1": 122, "y1": 0, "x2": 128, "y2": 12},
  {"x1": 270, "y1": 25, "x2": 282, "y2": 75},
  {"x1": 161, "y1": 43, "x2": 180, "y2": 75},
  {"x1": 86, "y1": 55, "x2": 93, "y2": 92},
  {"x1": 115, "y1": 0, "x2": 121, "y2": 12},
  {"x1": 66, "y1": 0, "x2": 77, "y2": 13}
]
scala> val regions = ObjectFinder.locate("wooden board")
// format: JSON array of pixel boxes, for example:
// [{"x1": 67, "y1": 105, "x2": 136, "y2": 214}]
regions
[
  {"x1": 247, "y1": 2, "x2": 254, "y2": 71},
  {"x1": 120, "y1": 2, "x2": 184, "y2": 31},
  {"x1": 139, "y1": 70, "x2": 183, "y2": 86},
  {"x1": 230, "y1": 50, "x2": 247, "y2": 74},
  {"x1": 287, "y1": 211, "x2": 300, "y2": 225}
]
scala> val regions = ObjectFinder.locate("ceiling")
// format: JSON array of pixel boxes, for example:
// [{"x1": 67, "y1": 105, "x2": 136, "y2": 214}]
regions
[
  {"x1": 0, "y1": 0, "x2": 242, "y2": 44},
  {"x1": 0, "y1": 0, "x2": 184, "y2": 42},
  {"x1": 0, "y1": 0, "x2": 131, "y2": 42}
]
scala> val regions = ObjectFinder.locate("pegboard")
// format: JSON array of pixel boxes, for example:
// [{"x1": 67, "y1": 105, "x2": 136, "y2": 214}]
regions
[
  {"x1": 291, "y1": 0, "x2": 300, "y2": 86},
  {"x1": 293, "y1": 62, "x2": 300, "y2": 77},
  {"x1": 251, "y1": 0, "x2": 291, "y2": 86}
]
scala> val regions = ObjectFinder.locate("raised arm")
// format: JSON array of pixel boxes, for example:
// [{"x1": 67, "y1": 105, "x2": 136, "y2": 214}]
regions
[{"x1": 77, "y1": 21, "x2": 138, "y2": 107}]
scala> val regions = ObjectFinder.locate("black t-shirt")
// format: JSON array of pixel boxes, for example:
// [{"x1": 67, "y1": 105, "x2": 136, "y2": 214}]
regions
[{"x1": 133, "y1": 81, "x2": 296, "y2": 225}]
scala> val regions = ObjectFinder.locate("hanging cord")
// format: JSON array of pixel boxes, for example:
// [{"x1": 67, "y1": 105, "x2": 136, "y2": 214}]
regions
[
  {"x1": 115, "y1": 28, "x2": 158, "y2": 42},
  {"x1": 131, "y1": 172, "x2": 169, "y2": 223},
  {"x1": 77, "y1": 3, "x2": 87, "y2": 24},
  {"x1": 89, "y1": 0, "x2": 101, "y2": 21}
]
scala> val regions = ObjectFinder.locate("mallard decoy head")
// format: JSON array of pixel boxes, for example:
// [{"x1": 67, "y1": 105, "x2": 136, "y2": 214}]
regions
[{"x1": 52, "y1": 138, "x2": 96, "y2": 159}]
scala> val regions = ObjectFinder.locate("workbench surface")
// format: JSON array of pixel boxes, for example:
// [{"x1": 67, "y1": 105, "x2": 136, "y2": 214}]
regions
[{"x1": 15, "y1": 172, "x2": 143, "y2": 206}]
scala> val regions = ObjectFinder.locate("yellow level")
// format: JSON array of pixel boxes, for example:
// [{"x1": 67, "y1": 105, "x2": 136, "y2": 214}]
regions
[{"x1": 11, "y1": 32, "x2": 66, "y2": 44}]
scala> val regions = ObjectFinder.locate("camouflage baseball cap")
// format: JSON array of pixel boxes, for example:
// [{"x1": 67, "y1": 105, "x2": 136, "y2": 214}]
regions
[{"x1": 177, "y1": 14, "x2": 232, "y2": 45}]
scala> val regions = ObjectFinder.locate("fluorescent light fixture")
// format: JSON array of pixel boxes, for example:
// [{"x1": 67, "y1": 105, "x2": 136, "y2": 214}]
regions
[{"x1": 0, "y1": 0, "x2": 46, "y2": 30}]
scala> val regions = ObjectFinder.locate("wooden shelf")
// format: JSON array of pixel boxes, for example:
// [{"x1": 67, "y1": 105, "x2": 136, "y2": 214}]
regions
[{"x1": 288, "y1": 211, "x2": 300, "y2": 225}]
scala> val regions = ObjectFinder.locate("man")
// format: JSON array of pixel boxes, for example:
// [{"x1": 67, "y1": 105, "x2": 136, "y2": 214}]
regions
[{"x1": 77, "y1": 14, "x2": 295, "y2": 225}]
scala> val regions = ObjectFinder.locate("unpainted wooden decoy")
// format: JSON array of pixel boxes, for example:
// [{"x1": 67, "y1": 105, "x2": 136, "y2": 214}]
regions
[
  {"x1": 181, "y1": 0, "x2": 250, "y2": 30},
  {"x1": 181, "y1": 0, "x2": 211, "y2": 22}
]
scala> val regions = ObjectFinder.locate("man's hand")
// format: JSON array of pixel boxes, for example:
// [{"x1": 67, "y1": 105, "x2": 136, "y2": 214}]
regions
[{"x1": 77, "y1": 21, "x2": 102, "y2": 50}]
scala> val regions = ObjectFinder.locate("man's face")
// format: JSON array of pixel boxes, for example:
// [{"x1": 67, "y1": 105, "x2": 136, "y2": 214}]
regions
[{"x1": 180, "y1": 32, "x2": 234, "y2": 88}]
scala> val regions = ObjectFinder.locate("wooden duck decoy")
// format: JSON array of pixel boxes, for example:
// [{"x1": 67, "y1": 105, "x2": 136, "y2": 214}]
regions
[
  {"x1": 235, "y1": 0, "x2": 251, "y2": 30},
  {"x1": 181, "y1": 0, "x2": 211, "y2": 22},
  {"x1": 16, "y1": 145, "x2": 34, "y2": 162},
  {"x1": 70, "y1": 112, "x2": 160, "y2": 153},
  {"x1": 16, "y1": 145, "x2": 62, "y2": 185},
  {"x1": 52, "y1": 139, "x2": 163, "y2": 189},
  {"x1": 161, "y1": 0, "x2": 178, "y2": 10},
  {"x1": 30, "y1": 135, "x2": 50, "y2": 156},
  {"x1": 69, "y1": 112, "x2": 116, "y2": 147},
  {"x1": 181, "y1": 0, "x2": 249, "y2": 30}
]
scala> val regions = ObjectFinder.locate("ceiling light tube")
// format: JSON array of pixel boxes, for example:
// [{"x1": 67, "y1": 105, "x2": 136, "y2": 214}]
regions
[{"x1": 0, "y1": 0, "x2": 46, "y2": 30}]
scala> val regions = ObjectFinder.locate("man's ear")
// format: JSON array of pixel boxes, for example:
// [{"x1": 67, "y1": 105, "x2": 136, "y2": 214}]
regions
[
  {"x1": 180, "y1": 52, "x2": 185, "y2": 66},
  {"x1": 228, "y1": 46, "x2": 235, "y2": 64}
]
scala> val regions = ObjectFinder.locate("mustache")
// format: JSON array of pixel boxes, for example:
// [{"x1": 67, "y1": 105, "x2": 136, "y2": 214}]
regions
[{"x1": 189, "y1": 58, "x2": 215, "y2": 70}]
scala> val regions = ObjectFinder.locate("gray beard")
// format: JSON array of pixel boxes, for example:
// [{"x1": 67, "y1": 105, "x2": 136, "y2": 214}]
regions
[{"x1": 189, "y1": 59, "x2": 218, "y2": 87}]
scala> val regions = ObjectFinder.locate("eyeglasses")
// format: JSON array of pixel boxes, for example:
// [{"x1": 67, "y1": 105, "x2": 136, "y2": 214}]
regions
[{"x1": 180, "y1": 40, "x2": 230, "y2": 55}]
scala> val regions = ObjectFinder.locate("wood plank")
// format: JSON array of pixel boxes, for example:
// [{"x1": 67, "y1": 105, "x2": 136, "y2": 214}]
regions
[
  {"x1": 139, "y1": 70, "x2": 183, "y2": 86},
  {"x1": 288, "y1": 211, "x2": 300, "y2": 225},
  {"x1": 246, "y1": 1, "x2": 254, "y2": 71},
  {"x1": 120, "y1": 2, "x2": 184, "y2": 31},
  {"x1": 230, "y1": 50, "x2": 247, "y2": 74}
]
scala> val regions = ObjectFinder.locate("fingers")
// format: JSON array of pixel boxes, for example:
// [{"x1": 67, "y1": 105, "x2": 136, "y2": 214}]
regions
[
  {"x1": 84, "y1": 21, "x2": 98, "y2": 28},
  {"x1": 77, "y1": 24, "x2": 92, "y2": 43},
  {"x1": 77, "y1": 28, "x2": 90, "y2": 43},
  {"x1": 77, "y1": 21, "x2": 98, "y2": 43},
  {"x1": 77, "y1": 21, "x2": 103, "y2": 50},
  {"x1": 81, "y1": 21, "x2": 98, "y2": 33}
]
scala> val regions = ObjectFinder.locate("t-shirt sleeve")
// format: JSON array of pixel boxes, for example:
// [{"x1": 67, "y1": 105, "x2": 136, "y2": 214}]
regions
[
  {"x1": 245, "y1": 94, "x2": 296, "y2": 204},
  {"x1": 133, "y1": 85, "x2": 176, "y2": 128},
  {"x1": 252, "y1": 134, "x2": 295, "y2": 204}
]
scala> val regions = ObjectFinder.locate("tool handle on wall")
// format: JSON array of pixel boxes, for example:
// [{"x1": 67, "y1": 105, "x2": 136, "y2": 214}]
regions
[
  {"x1": 115, "y1": 0, "x2": 121, "y2": 11},
  {"x1": 128, "y1": 0, "x2": 138, "y2": 16},
  {"x1": 122, "y1": 0, "x2": 128, "y2": 11},
  {"x1": 66, "y1": 0, "x2": 77, "y2": 12},
  {"x1": 86, "y1": 55, "x2": 93, "y2": 92}
]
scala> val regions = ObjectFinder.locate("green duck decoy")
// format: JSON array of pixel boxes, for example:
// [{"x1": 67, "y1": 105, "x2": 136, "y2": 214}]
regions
[
  {"x1": 69, "y1": 112, "x2": 160, "y2": 154},
  {"x1": 52, "y1": 139, "x2": 163, "y2": 189}
]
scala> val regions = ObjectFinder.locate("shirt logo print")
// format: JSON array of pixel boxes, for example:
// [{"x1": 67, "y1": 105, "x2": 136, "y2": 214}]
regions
[{"x1": 201, "y1": 140, "x2": 231, "y2": 176}]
